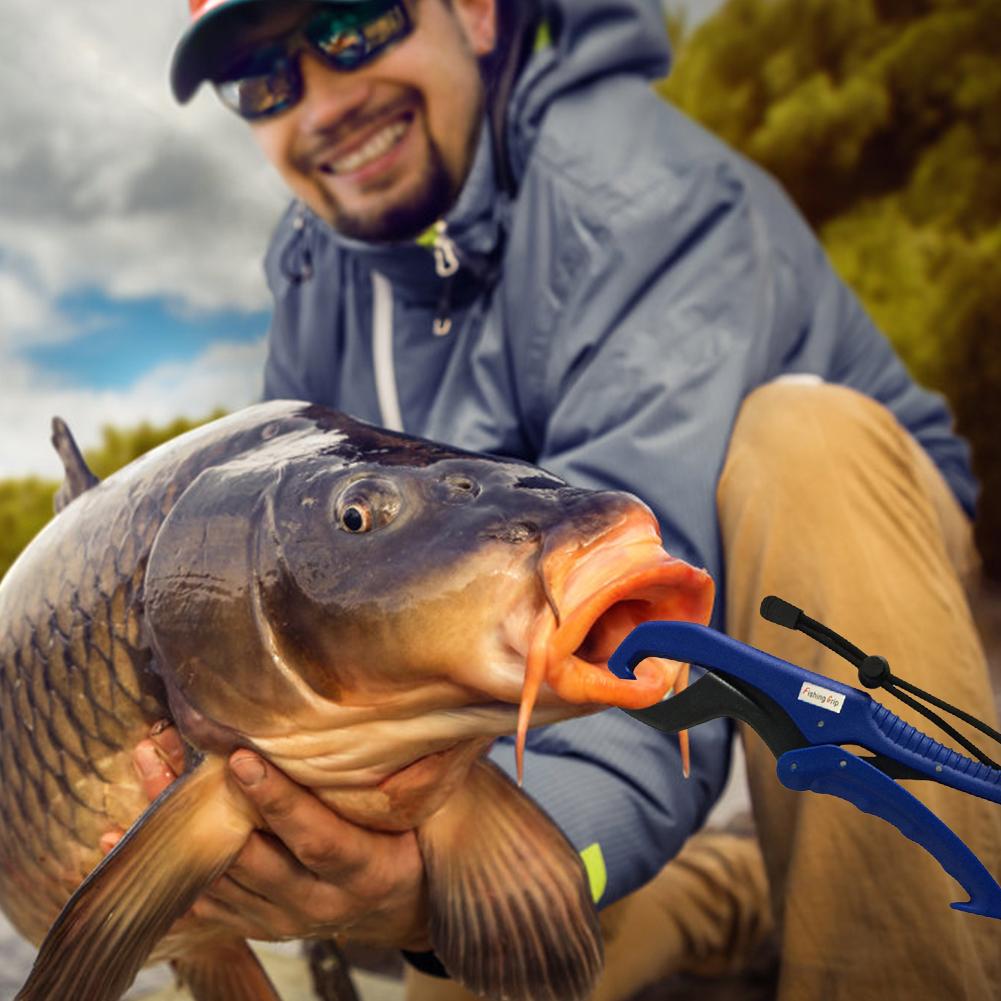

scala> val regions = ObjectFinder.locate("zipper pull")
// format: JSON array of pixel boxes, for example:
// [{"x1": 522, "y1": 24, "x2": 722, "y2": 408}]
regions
[
  {"x1": 431, "y1": 221, "x2": 458, "y2": 336},
  {"x1": 434, "y1": 275, "x2": 455, "y2": 337},
  {"x1": 280, "y1": 202, "x2": 314, "y2": 284},
  {"x1": 432, "y1": 221, "x2": 460, "y2": 278}
]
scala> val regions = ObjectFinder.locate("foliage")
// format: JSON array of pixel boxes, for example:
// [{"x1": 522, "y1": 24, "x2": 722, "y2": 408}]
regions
[
  {"x1": 83, "y1": 412, "x2": 225, "y2": 481},
  {"x1": 0, "y1": 412, "x2": 224, "y2": 582},
  {"x1": 0, "y1": 478, "x2": 58, "y2": 580},
  {"x1": 661, "y1": 0, "x2": 1001, "y2": 576}
]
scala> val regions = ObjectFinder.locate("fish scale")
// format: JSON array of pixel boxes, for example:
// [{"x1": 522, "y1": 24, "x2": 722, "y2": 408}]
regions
[
  {"x1": 0, "y1": 423, "x2": 244, "y2": 949},
  {"x1": 0, "y1": 407, "x2": 376, "y2": 963}
]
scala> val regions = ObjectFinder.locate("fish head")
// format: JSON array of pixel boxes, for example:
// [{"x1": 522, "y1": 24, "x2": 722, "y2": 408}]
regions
[
  {"x1": 145, "y1": 406, "x2": 712, "y2": 819},
  {"x1": 252, "y1": 453, "x2": 561, "y2": 707}
]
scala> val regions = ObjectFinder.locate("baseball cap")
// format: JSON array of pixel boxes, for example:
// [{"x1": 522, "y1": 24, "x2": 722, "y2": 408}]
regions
[{"x1": 171, "y1": 0, "x2": 370, "y2": 103}]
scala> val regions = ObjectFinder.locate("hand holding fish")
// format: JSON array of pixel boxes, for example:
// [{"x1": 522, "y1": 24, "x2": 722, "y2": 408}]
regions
[{"x1": 109, "y1": 725, "x2": 432, "y2": 950}]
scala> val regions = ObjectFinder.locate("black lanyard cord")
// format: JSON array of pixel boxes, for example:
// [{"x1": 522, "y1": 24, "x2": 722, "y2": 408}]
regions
[{"x1": 760, "y1": 595, "x2": 1001, "y2": 770}]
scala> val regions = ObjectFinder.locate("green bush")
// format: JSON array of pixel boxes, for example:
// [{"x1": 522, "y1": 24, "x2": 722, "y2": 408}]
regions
[
  {"x1": 0, "y1": 412, "x2": 223, "y2": 582},
  {"x1": 0, "y1": 478, "x2": 58, "y2": 579},
  {"x1": 662, "y1": 0, "x2": 1001, "y2": 576}
]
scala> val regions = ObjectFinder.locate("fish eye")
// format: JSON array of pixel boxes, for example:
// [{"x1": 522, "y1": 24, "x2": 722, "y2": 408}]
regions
[
  {"x1": 341, "y1": 504, "x2": 370, "y2": 533},
  {"x1": 334, "y1": 477, "x2": 402, "y2": 534}
]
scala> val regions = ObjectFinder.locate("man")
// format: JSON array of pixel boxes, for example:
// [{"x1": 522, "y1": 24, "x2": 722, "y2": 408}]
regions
[{"x1": 145, "y1": 0, "x2": 1001, "y2": 997}]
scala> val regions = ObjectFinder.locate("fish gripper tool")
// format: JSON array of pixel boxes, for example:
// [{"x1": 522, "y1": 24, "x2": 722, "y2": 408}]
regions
[{"x1": 609, "y1": 596, "x2": 1001, "y2": 921}]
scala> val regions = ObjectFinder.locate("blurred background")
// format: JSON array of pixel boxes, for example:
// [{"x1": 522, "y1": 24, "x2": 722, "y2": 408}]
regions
[{"x1": 0, "y1": 0, "x2": 997, "y2": 998}]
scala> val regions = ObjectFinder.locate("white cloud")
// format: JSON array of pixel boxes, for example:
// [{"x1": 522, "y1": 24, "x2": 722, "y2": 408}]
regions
[
  {"x1": 0, "y1": 0, "x2": 289, "y2": 316},
  {"x1": 0, "y1": 0, "x2": 285, "y2": 479},
  {"x1": 0, "y1": 269, "x2": 72, "y2": 346},
  {"x1": 0, "y1": 339, "x2": 269, "y2": 480}
]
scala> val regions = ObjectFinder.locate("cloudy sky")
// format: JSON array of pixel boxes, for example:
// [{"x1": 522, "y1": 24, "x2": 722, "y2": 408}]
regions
[{"x1": 0, "y1": 0, "x2": 720, "y2": 480}]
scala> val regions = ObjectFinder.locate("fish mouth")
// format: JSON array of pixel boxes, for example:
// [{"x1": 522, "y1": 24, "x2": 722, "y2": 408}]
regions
[
  {"x1": 514, "y1": 507, "x2": 714, "y2": 779},
  {"x1": 557, "y1": 565, "x2": 703, "y2": 674}
]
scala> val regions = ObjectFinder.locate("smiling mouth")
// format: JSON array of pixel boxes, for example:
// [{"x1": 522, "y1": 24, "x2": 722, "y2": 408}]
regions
[{"x1": 318, "y1": 113, "x2": 413, "y2": 176}]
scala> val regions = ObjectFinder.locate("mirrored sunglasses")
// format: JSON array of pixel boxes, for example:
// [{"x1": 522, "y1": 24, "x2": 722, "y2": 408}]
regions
[{"x1": 214, "y1": 0, "x2": 413, "y2": 120}]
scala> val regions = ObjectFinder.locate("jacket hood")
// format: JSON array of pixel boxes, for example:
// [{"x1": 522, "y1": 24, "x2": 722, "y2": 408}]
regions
[
  {"x1": 459, "y1": 0, "x2": 672, "y2": 247},
  {"x1": 512, "y1": 0, "x2": 671, "y2": 148}
]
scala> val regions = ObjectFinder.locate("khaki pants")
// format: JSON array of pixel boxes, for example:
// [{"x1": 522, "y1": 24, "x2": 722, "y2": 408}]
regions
[{"x1": 408, "y1": 382, "x2": 1001, "y2": 1001}]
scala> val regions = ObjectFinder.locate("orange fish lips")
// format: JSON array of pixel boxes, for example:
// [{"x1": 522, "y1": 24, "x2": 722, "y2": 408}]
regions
[{"x1": 515, "y1": 508, "x2": 714, "y2": 782}]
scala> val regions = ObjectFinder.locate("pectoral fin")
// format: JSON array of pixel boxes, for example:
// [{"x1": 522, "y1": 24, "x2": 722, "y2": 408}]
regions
[
  {"x1": 16, "y1": 755, "x2": 257, "y2": 1001},
  {"x1": 417, "y1": 759, "x2": 603, "y2": 1001}
]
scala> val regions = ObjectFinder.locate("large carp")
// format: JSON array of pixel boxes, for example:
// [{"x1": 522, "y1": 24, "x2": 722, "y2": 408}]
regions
[{"x1": 0, "y1": 401, "x2": 713, "y2": 1001}]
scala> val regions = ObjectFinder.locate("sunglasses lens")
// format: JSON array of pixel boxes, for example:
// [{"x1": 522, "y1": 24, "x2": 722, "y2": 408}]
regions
[
  {"x1": 307, "y1": 0, "x2": 412, "y2": 71},
  {"x1": 212, "y1": 1, "x2": 412, "y2": 120},
  {"x1": 215, "y1": 53, "x2": 301, "y2": 120}
]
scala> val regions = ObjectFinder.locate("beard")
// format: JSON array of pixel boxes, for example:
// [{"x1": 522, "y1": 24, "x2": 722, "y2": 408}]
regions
[{"x1": 318, "y1": 122, "x2": 461, "y2": 245}]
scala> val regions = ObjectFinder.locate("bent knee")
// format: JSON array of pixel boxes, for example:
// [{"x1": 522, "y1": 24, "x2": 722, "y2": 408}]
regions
[{"x1": 718, "y1": 379, "x2": 909, "y2": 504}]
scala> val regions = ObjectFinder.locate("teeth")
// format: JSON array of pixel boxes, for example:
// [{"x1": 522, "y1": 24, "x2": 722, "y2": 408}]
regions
[{"x1": 330, "y1": 120, "x2": 409, "y2": 175}]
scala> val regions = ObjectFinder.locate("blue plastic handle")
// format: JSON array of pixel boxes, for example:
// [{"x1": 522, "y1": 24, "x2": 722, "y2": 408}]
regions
[
  {"x1": 610, "y1": 621, "x2": 1001, "y2": 920},
  {"x1": 779, "y1": 746, "x2": 1001, "y2": 920},
  {"x1": 610, "y1": 621, "x2": 1001, "y2": 806}
]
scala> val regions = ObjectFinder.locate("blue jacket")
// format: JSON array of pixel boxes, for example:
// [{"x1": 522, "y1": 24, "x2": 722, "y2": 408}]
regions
[{"x1": 261, "y1": 0, "x2": 975, "y2": 906}]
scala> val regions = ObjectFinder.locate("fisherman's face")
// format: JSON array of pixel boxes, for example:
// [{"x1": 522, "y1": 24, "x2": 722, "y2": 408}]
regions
[{"x1": 231, "y1": 0, "x2": 496, "y2": 242}]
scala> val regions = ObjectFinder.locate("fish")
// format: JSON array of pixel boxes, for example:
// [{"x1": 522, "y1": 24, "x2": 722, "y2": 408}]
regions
[{"x1": 0, "y1": 401, "x2": 713, "y2": 1001}]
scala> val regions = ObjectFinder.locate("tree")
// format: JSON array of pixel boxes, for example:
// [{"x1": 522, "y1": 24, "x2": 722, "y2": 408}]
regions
[
  {"x1": 662, "y1": 0, "x2": 1001, "y2": 575},
  {"x1": 0, "y1": 412, "x2": 223, "y2": 581}
]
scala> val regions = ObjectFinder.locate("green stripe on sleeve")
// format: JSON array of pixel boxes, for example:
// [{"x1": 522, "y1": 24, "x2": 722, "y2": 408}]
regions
[
  {"x1": 534, "y1": 20, "x2": 553, "y2": 52},
  {"x1": 579, "y1": 842, "x2": 607, "y2": 905}
]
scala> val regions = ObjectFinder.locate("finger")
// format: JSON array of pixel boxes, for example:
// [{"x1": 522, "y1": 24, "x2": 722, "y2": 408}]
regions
[
  {"x1": 229, "y1": 752, "x2": 370, "y2": 878},
  {"x1": 134, "y1": 739, "x2": 178, "y2": 801},
  {"x1": 148, "y1": 720, "x2": 186, "y2": 775},
  {"x1": 99, "y1": 827, "x2": 124, "y2": 855},
  {"x1": 225, "y1": 830, "x2": 310, "y2": 897},
  {"x1": 192, "y1": 874, "x2": 303, "y2": 941},
  {"x1": 206, "y1": 831, "x2": 350, "y2": 940},
  {"x1": 189, "y1": 894, "x2": 286, "y2": 940}
]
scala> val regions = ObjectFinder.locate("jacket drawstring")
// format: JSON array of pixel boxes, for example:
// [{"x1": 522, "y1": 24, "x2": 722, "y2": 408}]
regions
[
  {"x1": 432, "y1": 221, "x2": 459, "y2": 337},
  {"x1": 280, "y1": 203, "x2": 315, "y2": 284}
]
